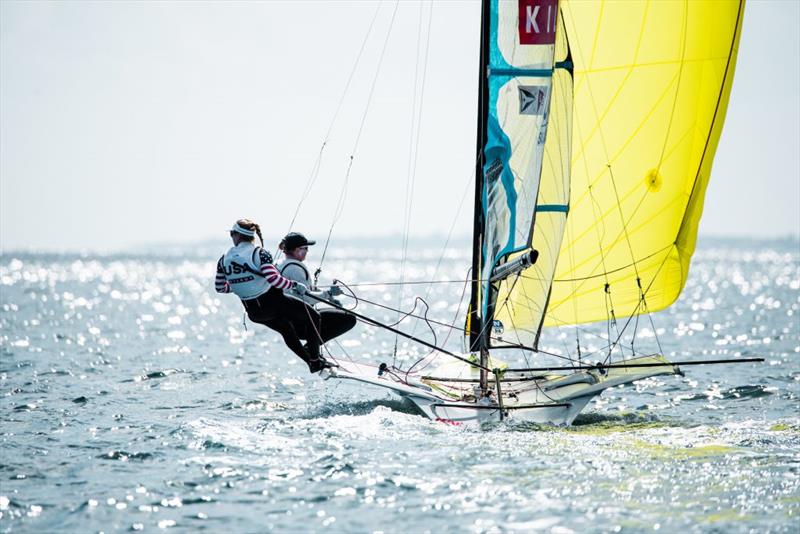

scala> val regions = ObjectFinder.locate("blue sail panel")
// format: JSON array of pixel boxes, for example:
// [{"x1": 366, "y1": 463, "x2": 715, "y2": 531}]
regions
[{"x1": 481, "y1": 0, "x2": 560, "y2": 319}]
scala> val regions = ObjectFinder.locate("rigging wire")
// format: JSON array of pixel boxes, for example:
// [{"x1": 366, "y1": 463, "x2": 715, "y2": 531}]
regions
[
  {"x1": 319, "y1": 277, "x2": 483, "y2": 288},
  {"x1": 501, "y1": 275, "x2": 543, "y2": 371},
  {"x1": 608, "y1": 163, "x2": 643, "y2": 362},
  {"x1": 604, "y1": 161, "x2": 668, "y2": 358},
  {"x1": 395, "y1": 0, "x2": 434, "y2": 364},
  {"x1": 322, "y1": 274, "x2": 632, "y2": 365},
  {"x1": 278, "y1": 2, "x2": 383, "y2": 261},
  {"x1": 567, "y1": 220, "x2": 582, "y2": 364},
  {"x1": 500, "y1": 290, "x2": 562, "y2": 404},
  {"x1": 561, "y1": 2, "x2": 616, "y2": 363},
  {"x1": 316, "y1": 0, "x2": 402, "y2": 281},
  {"x1": 406, "y1": 150, "x2": 480, "y2": 345},
  {"x1": 601, "y1": 245, "x2": 674, "y2": 359},
  {"x1": 334, "y1": 276, "x2": 581, "y2": 365},
  {"x1": 567, "y1": 69, "x2": 622, "y2": 362},
  {"x1": 306, "y1": 3, "x2": 669, "y2": 379},
  {"x1": 328, "y1": 270, "x2": 617, "y2": 365}
]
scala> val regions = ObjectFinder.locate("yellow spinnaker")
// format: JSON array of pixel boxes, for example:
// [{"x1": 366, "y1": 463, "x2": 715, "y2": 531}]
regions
[{"x1": 542, "y1": 0, "x2": 744, "y2": 328}]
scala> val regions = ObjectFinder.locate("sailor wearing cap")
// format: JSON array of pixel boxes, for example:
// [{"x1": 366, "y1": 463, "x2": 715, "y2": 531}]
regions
[
  {"x1": 277, "y1": 232, "x2": 317, "y2": 299},
  {"x1": 215, "y1": 219, "x2": 331, "y2": 373},
  {"x1": 278, "y1": 232, "x2": 356, "y2": 346}
]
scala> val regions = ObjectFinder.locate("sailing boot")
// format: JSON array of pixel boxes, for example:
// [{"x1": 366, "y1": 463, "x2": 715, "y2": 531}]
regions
[
  {"x1": 309, "y1": 358, "x2": 335, "y2": 373},
  {"x1": 304, "y1": 342, "x2": 333, "y2": 373}
]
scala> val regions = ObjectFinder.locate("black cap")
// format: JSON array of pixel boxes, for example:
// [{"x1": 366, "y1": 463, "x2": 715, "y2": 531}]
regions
[{"x1": 282, "y1": 232, "x2": 316, "y2": 250}]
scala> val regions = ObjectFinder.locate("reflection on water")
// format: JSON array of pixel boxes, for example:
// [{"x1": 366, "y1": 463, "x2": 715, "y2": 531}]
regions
[{"x1": 0, "y1": 238, "x2": 798, "y2": 532}]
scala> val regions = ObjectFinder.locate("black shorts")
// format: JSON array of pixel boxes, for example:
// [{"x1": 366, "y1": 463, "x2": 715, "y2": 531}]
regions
[
  {"x1": 243, "y1": 289, "x2": 321, "y2": 336},
  {"x1": 241, "y1": 288, "x2": 287, "y2": 323}
]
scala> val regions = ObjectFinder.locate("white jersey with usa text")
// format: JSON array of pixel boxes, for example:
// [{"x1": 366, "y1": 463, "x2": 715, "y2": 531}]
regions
[{"x1": 215, "y1": 242, "x2": 293, "y2": 300}]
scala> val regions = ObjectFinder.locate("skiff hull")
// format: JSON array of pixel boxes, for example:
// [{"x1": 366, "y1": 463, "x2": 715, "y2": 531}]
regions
[{"x1": 322, "y1": 354, "x2": 679, "y2": 426}]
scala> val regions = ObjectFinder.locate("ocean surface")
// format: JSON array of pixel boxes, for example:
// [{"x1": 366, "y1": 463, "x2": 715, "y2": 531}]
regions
[{"x1": 1, "y1": 237, "x2": 798, "y2": 533}]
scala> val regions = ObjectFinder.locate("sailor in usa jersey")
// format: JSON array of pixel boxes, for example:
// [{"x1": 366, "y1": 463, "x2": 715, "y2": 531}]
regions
[{"x1": 215, "y1": 219, "x2": 333, "y2": 373}]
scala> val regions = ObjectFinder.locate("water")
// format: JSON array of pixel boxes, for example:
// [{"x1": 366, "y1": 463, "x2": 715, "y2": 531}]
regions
[{"x1": 1, "y1": 237, "x2": 798, "y2": 533}]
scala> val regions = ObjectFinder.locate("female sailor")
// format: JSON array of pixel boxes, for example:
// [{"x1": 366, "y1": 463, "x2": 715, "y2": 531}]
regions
[
  {"x1": 278, "y1": 232, "x2": 357, "y2": 346},
  {"x1": 215, "y1": 220, "x2": 331, "y2": 373}
]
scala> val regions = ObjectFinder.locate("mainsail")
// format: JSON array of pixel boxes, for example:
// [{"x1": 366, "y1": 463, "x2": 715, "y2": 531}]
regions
[
  {"x1": 476, "y1": 0, "x2": 745, "y2": 348},
  {"x1": 470, "y1": 0, "x2": 569, "y2": 351}
]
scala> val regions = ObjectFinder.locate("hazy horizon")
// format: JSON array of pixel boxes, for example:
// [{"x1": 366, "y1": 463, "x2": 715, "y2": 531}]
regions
[{"x1": 1, "y1": 231, "x2": 798, "y2": 256}]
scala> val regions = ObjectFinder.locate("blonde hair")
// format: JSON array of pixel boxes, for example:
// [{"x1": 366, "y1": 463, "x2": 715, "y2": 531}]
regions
[{"x1": 234, "y1": 218, "x2": 264, "y2": 247}]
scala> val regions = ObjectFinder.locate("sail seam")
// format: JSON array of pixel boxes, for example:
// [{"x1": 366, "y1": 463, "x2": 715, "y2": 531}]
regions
[
  {"x1": 655, "y1": 0, "x2": 689, "y2": 170},
  {"x1": 543, "y1": 243, "x2": 673, "y2": 284}
]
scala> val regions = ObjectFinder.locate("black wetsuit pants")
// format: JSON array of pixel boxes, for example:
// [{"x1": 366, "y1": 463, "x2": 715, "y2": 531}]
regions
[
  {"x1": 243, "y1": 289, "x2": 322, "y2": 371},
  {"x1": 318, "y1": 309, "x2": 357, "y2": 343}
]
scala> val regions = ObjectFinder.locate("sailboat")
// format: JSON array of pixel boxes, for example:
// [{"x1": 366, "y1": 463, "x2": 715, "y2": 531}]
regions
[{"x1": 314, "y1": 0, "x2": 752, "y2": 425}]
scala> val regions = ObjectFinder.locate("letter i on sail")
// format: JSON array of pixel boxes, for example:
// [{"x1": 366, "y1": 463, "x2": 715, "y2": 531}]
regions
[{"x1": 519, "y1": 0, "x2": 558, "y2": 45}]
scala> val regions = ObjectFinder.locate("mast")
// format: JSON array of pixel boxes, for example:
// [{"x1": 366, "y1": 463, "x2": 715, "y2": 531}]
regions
[{"x1": 468, "y1": 0, "x2": 491, "y2": 393}]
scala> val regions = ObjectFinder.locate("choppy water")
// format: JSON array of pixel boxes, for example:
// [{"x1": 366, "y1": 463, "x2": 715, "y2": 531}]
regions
[{"x1": 1, "y1": 237, "x2": 798, "y2": 533}]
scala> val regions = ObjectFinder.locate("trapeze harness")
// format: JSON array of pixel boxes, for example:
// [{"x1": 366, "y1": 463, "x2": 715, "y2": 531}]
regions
[
  {"x1": 215, "y1": 242, "x2": 324, "y2": 370},
  {"x1": 279, "y1": 259, "x2": 315, "y2": 306}
]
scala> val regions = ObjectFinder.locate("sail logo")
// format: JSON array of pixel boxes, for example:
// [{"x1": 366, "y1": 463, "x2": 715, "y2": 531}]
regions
[
  {"x1": 518, "y1": 0, "x2": 558, "y2": 45},
  {"x1": 519, "y1": 85, "x2": 548, "y2": 115}
]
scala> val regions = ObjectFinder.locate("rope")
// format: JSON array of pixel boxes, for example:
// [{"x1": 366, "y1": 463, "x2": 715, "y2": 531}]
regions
[
  {"x1": 601, "y1": 244, "x2": 674, "y2": 359},
  {"x1": 319, "y1": 277, "x2": 488, "y2": 288},
  {"x1": 406, "y1": 151, "x2": 478, "y2": 345},
  {"x1": 403, "y1": 267, "x2": 471, "y2": 378},
  {"x1": 305, "y1": 291, "x2": 492, "y2": 372},
  {"x1": 607, "y1": 165, "x2": 666, "y2": 361},
  {"x1": 320, "y1": 275, "x2": 623, "y2": 366}
]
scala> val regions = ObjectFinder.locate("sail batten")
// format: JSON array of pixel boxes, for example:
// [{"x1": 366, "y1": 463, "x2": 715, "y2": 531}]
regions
[{"x1": 489, "y1": 68, "x2": 552, "y2": 77}]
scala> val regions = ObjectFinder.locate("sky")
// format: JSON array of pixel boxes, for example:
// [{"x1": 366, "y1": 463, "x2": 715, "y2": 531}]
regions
[{"x1": 1, "y1": 0, "x2": 798, "y2": 252}]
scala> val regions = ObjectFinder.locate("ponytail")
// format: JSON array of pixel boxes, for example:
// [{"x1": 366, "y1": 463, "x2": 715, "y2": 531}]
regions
[
  {"x1": 254, "y1": 224, "x2": 264, "y2": 248},
  {"x1": 234, "y1": 218, "x2": 263, "y2": 247}
]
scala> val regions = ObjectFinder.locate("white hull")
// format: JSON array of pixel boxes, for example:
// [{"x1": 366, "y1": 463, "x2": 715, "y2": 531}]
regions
[{"x1": 322, "y1": 354, "x2": 679, "y2": 426}]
